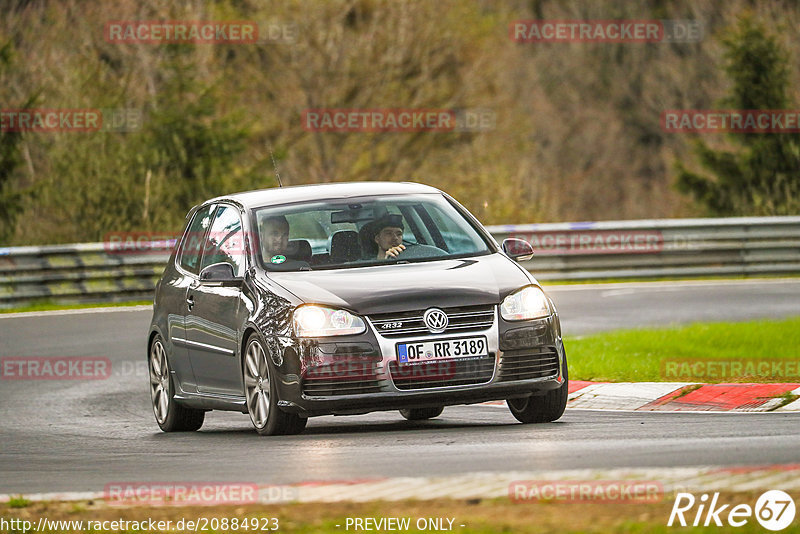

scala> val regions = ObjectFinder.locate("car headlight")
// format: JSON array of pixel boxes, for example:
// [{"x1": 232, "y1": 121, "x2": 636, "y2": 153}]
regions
[
  {"x1": 500, "y1": 286, "x2": 551, "y2": 321},
  {"x1": 293, "y1": 305, "x2": 366, "y2": 337}
]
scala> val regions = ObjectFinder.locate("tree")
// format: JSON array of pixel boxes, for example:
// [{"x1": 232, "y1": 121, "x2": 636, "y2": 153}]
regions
[
  {"x1": 675, "y1": 14, "x2": 800, "y2": 215},
  {"x1": 0, "y1": 41, "x2": 37, "y2": 243}
]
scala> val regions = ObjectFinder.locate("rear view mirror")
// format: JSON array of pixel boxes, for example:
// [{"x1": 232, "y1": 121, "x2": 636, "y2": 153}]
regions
[
  {"x1": 501, "y1": 238, "x2": 534, "y2": 262},
  {"x1": 331, "y1": 206, "x2": 375, "y2": 223}
]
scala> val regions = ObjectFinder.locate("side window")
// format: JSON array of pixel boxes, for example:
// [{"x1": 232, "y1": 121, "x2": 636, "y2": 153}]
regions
[
  {"x1": 200, "y1": 205, "x2": 246, "y2": 277},
  {"x1": 178, "y1": 204, "x2": 215, "y2": 274}
]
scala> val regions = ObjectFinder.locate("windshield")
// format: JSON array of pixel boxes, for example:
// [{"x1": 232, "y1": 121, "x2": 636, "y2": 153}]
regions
[{"x1": 252, "y1": 193, "x2": 491, "y2": 271}]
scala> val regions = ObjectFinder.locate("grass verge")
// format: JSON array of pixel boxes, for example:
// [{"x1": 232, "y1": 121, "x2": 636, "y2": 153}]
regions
[
  {"x1": 565, "y1": 317, "x2": 800, "y2": 383},
  {"x1": 0, "y1": 300, "x2": 151, "y2": 314},
  {"x1": 543, "y1": 273, "x2": 800, "y2": 286}
]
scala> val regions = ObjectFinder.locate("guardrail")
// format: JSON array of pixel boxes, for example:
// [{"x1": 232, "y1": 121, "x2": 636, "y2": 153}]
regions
[
  {"x1": 490, "y1": 216, "x2": 800, "y2": 281},
  {"x1": 0, "y1": 242, "x2": 170, "y2": 308},
  {"x1": 1, "y1": 216, "x2": 799, "y2": 308}
]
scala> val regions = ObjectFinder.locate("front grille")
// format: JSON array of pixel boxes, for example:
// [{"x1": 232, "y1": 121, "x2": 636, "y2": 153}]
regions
[
  {"x1": 498, "y1": 347, "x2": 560, "y2": 381},
  {"x1": 369, "y1": 305, "x2": 495, "y2": 338},
  {"x1": 302, "y1": 362, "x2": 382, "y2": 396},
  {"x1": 388, "y1": 354, "x2": 495, "y2": 390}
]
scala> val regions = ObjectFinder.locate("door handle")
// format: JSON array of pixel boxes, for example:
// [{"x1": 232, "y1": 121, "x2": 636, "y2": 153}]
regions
[{"x1": 186, "y1": 295, "x2": 194, "y2": 310}]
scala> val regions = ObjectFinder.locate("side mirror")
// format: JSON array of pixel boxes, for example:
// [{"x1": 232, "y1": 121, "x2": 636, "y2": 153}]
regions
[
  {"x1": 199, "y1": 262, "x2": 243, "y2": 287},
  {"x1": 501, "y1": 238, "x2": 534, "y2": 262}
]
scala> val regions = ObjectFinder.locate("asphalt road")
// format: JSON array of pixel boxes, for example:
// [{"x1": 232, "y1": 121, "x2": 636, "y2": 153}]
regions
[{"x1": 1, "y1": 279, "x2": 799, "y2": 494}]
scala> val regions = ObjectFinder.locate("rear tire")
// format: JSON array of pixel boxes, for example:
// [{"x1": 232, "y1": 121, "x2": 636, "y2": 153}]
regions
[
  {"x1": 400, "y1": 406, "x2": 444, "y2": 420},
  {"x1": 149, "y1": 335, "x2": 205, "y2": 432},
  {"x1": 507, "y1": 350, "x2": 568, "y2": 423},
  {"x1": 243, "y1": 333, "x2": 307, "y2": 436}
]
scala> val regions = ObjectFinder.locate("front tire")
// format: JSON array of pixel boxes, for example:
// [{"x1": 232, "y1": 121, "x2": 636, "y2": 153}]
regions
[
  {"x1": 149, "y1": 335, "x2": 205, "y2": 432},
  {"x1": 400, "y1": 406, "x2": 444, "y2": 420},
  {"x1": 243, "y1": 333, "x2": 307, "y2": 436},
  {"x1": 507, "y1": 350, "x2": 568, "y2": 423}
]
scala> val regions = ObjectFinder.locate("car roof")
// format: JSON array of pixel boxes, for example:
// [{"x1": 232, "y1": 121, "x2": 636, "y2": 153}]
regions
[{"x1": 206, "y1": 181, "x2": 443, "y2": 209}]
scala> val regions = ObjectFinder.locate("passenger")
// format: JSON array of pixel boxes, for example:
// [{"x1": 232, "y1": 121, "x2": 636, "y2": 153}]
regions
[
  {"x1": 261, "y1": 215, "x2": 290, "y2": 259},
  {"x1": 260, "y1": 215, "x2": 309, "y2": 270}
]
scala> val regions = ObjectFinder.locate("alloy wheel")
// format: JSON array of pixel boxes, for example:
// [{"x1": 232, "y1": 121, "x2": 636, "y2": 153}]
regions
[
  {"x1": 149, "y1": 339, "x2": 170, "y2": 424},
  {"x1": 244, "y1": 339, "x2": 270, "y2": 429}
]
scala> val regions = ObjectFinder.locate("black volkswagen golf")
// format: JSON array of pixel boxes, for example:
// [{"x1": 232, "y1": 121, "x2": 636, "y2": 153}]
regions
[{"x1": 148, "y1": 182, "x2": 567, "y2": 435}]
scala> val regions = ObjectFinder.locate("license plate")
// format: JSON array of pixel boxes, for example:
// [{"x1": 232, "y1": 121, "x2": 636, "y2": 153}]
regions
[{"x1": 396, "y1": 336, "x2": 488, "y2": 364}]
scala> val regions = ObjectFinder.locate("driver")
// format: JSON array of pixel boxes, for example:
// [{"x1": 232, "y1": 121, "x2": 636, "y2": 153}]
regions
[{"x1": 367, "y1": 213, "x2": 406, "y2": 260}]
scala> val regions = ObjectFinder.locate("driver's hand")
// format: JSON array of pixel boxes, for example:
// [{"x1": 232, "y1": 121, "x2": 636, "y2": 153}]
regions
[{"x1": 384, "y1": 244, "x2": 406, "y2": 259}]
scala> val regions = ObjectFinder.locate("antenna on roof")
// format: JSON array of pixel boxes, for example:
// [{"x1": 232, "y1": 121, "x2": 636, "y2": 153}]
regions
[{"x1": 269, "y1": 147, "x2": 284, "y2": 188}]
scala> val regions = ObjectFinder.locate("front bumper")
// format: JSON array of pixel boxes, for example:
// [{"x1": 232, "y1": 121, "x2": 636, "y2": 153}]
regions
[{"x1": 273, "y1": 311, "x2": 565, "y2": 417}]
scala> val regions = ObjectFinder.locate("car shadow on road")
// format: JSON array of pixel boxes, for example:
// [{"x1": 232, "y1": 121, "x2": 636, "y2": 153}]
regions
[{"x1": 183, "y1": 414, "x2": 569, "y2": 438}]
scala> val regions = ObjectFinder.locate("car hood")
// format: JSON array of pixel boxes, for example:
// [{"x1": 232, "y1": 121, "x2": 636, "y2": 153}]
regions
[{"x1": 265, "y1": 253, "x2": 534, "y2": 315}]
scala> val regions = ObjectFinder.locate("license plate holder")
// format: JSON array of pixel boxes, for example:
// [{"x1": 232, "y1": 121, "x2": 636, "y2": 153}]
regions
[{"x1": 396, "y1": 336, "x2": 488, "y2": 364}]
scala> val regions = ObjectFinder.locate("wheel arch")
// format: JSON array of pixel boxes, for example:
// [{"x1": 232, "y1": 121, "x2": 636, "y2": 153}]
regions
[
  {"x1": 241, "y1": 325, "x2": 260, "y2": 370},
  {"x1": 147, "y1": 327, "x2": 165, "y2": 360}
]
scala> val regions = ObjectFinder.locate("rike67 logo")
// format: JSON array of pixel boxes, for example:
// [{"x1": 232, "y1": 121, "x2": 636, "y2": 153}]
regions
[{"x1": 668, "y1": 490, "x2": 796, "y2": 530}]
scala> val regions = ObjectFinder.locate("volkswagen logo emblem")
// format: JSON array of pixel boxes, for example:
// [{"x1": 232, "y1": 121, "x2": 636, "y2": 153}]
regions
[{"x1": 423, "y1": 308, "x2": 448, "y2": 334}]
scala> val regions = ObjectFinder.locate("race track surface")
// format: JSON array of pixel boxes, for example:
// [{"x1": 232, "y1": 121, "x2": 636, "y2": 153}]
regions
[{"x1": 1, "y1": 279, "x2": 799, "y2": 494}]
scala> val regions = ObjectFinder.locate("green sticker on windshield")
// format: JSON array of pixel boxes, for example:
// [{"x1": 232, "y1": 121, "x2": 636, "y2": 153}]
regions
[{"x1": 270, "y1": 255, "x2": 286, "y2": 264}]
